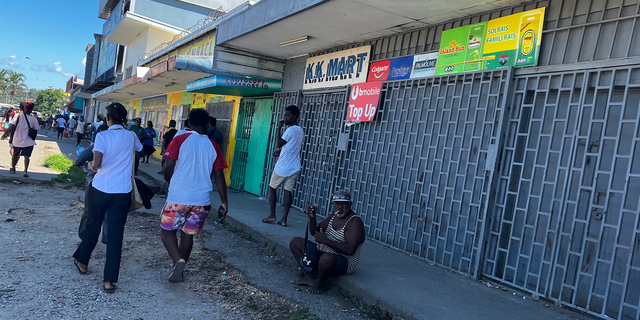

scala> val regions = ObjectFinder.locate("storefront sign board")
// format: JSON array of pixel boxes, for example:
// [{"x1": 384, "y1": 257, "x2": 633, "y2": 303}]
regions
[
  {"x1": 435, "y1": 22, "x2": 488, "y2": 76},
  {"x1": 303, "y1": 46, "x2": 371, "y2": 90}
]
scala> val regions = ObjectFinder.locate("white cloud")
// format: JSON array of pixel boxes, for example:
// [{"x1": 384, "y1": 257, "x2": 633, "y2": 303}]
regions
[
  {"x1": 82, "y1": 57, "x2": 87, "y2": 67},
  {"x1": 30, "y1": 61, "x2": 74, "y2": 77}
]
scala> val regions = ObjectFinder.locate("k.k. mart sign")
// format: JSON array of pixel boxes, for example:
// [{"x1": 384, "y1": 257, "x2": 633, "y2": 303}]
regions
[{"x1": 303, "y1": 46, "x2": 371, "y2": 90}]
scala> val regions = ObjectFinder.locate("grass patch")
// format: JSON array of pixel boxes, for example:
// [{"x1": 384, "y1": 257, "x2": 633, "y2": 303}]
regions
[
  {"x1": 240, "y1": 231, "x2": 257, "y2": 242},
  {"x1": 45, "y1": 154, "x2": 86, "y2": 188},
  {"x1": 44, "y1": 154, "x2": 74, "y2": 172}
]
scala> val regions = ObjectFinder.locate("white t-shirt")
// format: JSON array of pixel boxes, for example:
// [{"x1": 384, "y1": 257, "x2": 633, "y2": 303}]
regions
[
  {"x1": 92, "y1": 126, "x2": 143, "y2": 194},
  {"x1": 68, "y1": 118, "x2": 77, "y2": 129},
  {"x1": 274, "y1": 126, "x2": 304, "y2": 177},
  {"x1": 9, "y1": 113, "x2": 39, "y2": 148},
  {"x1": 76, "y1": 121, "x2": 85, "y2": 134},
  {"x1": 57, "y1": 118, "x2": 66, "y2": 128},
  {"x1": 164, "y1": 132, "x2": 228, "y2": 206}
]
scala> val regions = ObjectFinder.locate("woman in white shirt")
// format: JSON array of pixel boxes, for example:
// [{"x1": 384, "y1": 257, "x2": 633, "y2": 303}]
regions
[{"x1": 72, "y1": 103, "x2": 143, "y2": 293}]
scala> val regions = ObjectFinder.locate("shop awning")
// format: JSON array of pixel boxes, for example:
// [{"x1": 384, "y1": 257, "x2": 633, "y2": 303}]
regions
[
  {"x1": 92, "y1": 56, "x2": 216, "y2": 101},
  {"x1": 186, "y1": 74, "x2": 282, "y2": 97},
  {"x1": 63, "y1": 100, "x2": 75, "y2": 111}
]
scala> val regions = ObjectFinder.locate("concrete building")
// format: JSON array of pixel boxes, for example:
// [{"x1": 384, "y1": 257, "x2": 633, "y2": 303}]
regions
[{"x1": 211, "y1": 1, "x2": 640, "y2": 319}]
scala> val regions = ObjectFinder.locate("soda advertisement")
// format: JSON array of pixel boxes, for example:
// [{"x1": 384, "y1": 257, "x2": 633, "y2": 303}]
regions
[
  {"x1": 435, "y1": 22, "x2": 488, "y2": 76},
  {"x1": 482, "y1": 8, "x2": 545, "y2": 69}
]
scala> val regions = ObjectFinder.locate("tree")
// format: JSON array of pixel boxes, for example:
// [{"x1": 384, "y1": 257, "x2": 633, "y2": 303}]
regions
[
  {"x1": 4, "y1": 71, "x2": 27, "y2": 104},
  {"x1": 35, "y1": 88, "x2": 67, "y2": 115}
]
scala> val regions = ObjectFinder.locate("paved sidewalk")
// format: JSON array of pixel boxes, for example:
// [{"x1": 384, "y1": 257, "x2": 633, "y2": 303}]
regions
[{"x1": 136, "y1": 158, "x2": 586, "y2": 320}]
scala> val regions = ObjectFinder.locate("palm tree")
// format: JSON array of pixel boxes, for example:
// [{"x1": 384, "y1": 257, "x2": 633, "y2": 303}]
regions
[
  {"x1": 5, "y1": 71, "x2": 27, "y2": 104},
  {"x1": 0, "y1": 69, "x2": 9, "y2": 100}
]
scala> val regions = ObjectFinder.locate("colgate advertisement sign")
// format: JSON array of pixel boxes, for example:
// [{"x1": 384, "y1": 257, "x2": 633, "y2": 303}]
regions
[
  {"x1": 347, "y1": 82, "x2": 383, "y2": 122},
  {"x1": 367, "y1": 60, "x2": 390, "y2": 82}
]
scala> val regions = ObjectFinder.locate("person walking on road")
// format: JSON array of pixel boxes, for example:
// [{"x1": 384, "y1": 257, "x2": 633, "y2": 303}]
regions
[
  {"x1": 128, "y1": 117, "x2": 148, "y2": 175},
  {"x1": 161, "y1": 108, "x2": 228, "y2": 283},
  {"x1": 142, "y1": 120, "x2": 156, "y2": 163},
  {"x1": 262, "y1": 105, "x2": 304, "y2": 227},
  {"x1": 91, "y1": 114, "x2": 106, "y2": 143},
  {"x1": 55, "y1": 115, "x2": 66, "y2": 140},
  {"x1": 158, "y1": 120, "x2": 177, "y2": 175},
  {"x1": 72, "y1": 103, "x2": 143, "y2": 293},
  {"x1": 68, "y1": 116, "x2": 77, "y2": 138},
  {"x1": 75, "y1": 116, "x2": 86, "y2": 146},
  {"x1": 1, "y1": 102, "x2": 39, "y2": 177}
]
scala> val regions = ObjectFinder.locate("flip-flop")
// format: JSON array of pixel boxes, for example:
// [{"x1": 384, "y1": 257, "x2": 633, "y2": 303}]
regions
[
  {"x1": 74, "y1": 259, "x2": 88, "y2": 275},
  {"x1": 277, "y1": 221, "x2": 288, "y2": 227},
  {"x1": 9, "y1": 168, "x2": 15, "y2": 174},
  {"x1": 262, "y1": 218, "x2": 276, "y2": 224},
  {"x1": 103, "y1": 284, "x2": 116, "y2": 293},
  {"x1": 23, "y1": 173, "x2": 29, "y2": 178},
  {"x1": 168, "y1": 261, "x2": 185, "y2": 283}
]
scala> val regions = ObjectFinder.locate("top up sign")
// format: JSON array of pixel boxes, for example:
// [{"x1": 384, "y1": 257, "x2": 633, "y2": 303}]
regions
[{"x1": 303, "y1": 46, "x2": 371, "y2": 90}]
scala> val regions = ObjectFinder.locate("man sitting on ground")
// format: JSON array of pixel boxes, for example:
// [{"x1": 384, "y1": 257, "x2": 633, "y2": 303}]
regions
[{"x1": 289, "y1": 190, "x2": 365, "y2": 294}]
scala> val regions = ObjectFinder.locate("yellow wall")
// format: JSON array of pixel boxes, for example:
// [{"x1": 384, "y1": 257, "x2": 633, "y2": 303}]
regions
[{"x1": 121, "y1": 91, "x2": 242, "y2": 187}]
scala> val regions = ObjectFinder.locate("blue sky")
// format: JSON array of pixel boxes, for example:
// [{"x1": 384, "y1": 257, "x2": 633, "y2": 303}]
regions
[{"x1": 0, "y1": 1, "x2": 104, "y2": 90}]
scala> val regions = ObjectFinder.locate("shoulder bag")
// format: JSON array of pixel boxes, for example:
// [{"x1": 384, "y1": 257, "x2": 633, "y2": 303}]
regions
[
  {"x1": 129, "y1": 132, "x2": 144, "y2": 211},
  {"x1": 25, "y1": 114, "x2": 38, "y2": 141},
  {"x1": 300, "y1": 223, "x2": 323, "y2": 272}
]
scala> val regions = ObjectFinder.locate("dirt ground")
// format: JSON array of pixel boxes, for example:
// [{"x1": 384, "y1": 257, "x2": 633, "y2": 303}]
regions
[{"x1": 0, "y1": 181, "x2": 368, "y2": 320}]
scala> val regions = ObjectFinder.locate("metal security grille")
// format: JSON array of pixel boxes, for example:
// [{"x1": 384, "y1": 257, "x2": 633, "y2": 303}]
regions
[
  {"x1": 483, "y1": 66, "x2": 640, "y2": 320},
  {"x1": 230, "y1": 101, "x2": 255, "y2": 191},
  {"x1": 261, "y1": 91, "x2": 301, "y2": 198},
  {"x1": 313, "y1": 0, "x2": 640, "y2": 70},
  {"x1": 206, "y1": 101, "x2": 234, "y2": 154},
  {"x1": 293, "y1": 89, "x2": 350, "y2": 217},
  {"x1": 332, "y1": 69, "x2": 512, "y2": 275}
]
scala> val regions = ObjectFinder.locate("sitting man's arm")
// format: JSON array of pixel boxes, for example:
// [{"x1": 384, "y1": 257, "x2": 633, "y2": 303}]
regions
[{"x1": 315, "y1": 216, "x2": 365, "y2": 256}]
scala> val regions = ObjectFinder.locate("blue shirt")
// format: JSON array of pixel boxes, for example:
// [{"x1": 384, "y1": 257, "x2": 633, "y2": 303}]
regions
[{"x1": 143, "y1": 127, "x2": 156, "y2": 146}]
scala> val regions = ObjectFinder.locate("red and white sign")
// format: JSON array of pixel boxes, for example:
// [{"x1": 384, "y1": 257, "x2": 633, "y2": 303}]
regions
[
  {"x1": 347, "y1": 82, "x2": 382, "y2": 122},
  {"x1": 367, "y1": 60, "x2": 390, "y2": 82}
]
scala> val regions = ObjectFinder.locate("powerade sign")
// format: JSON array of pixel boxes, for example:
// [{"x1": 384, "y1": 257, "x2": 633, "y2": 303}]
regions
[{"x1": 303, "y1": 46, "x2": 371, "y2": 90}]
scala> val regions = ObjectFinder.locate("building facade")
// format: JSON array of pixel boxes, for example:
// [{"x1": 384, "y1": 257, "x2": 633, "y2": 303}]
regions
[{"x1": 214, "y1": 0, "x2": 640, "y2": 319}]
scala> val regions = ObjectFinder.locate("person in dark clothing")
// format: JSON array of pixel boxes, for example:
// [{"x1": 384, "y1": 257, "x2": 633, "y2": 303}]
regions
[
  {"x1": 127, "y1": 117, "x2": 148, "y2": 175},
  {"x1": 158, "y1": 120, "x2": 177, "y2": 175},
  {"x1": 207, "y1": 116, "x2": 223, "y2": 147},
  {"x1": 73, "y1": 103, "x2": 143, "y2": 293},
  {"x1": 143, "y1": 121, "x2": 157, "y2": 163}
]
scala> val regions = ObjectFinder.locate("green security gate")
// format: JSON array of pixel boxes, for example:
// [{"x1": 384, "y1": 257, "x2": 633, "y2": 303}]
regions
[{"x1": 230, "y1": 99, "x2": 273, "y2": 194}]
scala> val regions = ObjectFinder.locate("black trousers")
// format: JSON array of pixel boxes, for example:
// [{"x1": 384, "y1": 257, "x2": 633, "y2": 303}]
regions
[
  {"x1": 76, "y1": 133, "x2": 84, "y2": 146},
  {"x1": 73, "y1": 185, "x2": 131, "y2": 283},
  {"x1": 134, "y1": 156, "x2": 140, "y2": 174}
]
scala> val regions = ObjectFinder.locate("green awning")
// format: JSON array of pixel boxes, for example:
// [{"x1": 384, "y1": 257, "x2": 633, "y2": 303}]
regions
[{"x1": 186, "y1": 75, "x2": 282, "y2": 97}]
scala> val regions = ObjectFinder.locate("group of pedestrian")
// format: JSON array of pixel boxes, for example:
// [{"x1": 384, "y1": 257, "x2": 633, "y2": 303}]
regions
[
  {"x1": 1, "y1": 100, "x2": 364, "y2": 295},
  {"x1": 71, "y1": 103, "x2": 228, "y2": 293}
]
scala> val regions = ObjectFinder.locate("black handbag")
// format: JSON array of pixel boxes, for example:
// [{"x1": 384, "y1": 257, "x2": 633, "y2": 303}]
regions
[
  {"x1": 16, "y1": 114, "x2": 37, "y2": 141},
  {"x1": 300, "y1": 223, "x2": 323, "y2": 272}
]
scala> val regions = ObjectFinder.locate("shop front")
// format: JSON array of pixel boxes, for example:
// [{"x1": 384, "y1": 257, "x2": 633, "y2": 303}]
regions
[{"x1": 187, "y1": 74, "x2": 282, "y2": 194}]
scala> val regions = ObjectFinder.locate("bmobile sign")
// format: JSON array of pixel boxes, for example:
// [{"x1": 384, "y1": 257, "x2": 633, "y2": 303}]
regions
[
  {"x1": 304, "y1": 46, "x2": 371, "y2": 90},
  {"x1": 347, "y1": 82, "x2": 382, "y2": 122}
]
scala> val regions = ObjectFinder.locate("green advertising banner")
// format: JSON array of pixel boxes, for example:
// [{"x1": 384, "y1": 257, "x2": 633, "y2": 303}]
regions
[
  {"x1": 435, "y1": 8, "x2": 546, "y2": 76},
  {"x1": 435, "y1": 22, "x2": 487, "y2": 76}
]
